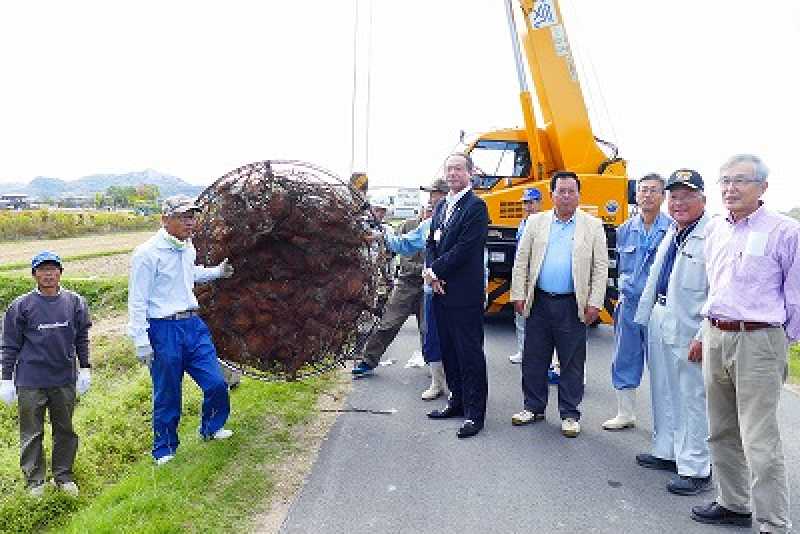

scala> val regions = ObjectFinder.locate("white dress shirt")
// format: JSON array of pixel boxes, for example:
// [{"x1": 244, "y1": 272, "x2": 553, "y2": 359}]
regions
[
  {"x1": 127, "y1": 228, "x2": 222, "y2": 348},
  {"x1": 425, "y1": 185, "x2": 471, "y2": 281}
]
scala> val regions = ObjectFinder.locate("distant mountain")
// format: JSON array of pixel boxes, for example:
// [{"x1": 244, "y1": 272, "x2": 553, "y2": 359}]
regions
[{"x1": 1, "y1": 169, "x2": 204, "y2": 199}]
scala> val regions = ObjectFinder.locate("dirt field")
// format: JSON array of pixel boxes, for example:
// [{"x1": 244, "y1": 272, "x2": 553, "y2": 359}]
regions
[{"x1": 0, "y1": 230, "x2": 151, "y2": 265}]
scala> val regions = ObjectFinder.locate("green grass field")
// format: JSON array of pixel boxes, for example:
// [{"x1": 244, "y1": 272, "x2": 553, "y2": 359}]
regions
[
  {"x1": 0, "y1": 275, "x2": 342, "y2": 534},
  {"x1": 790, "y1": 343, "x2": 800, "y2": 384}
]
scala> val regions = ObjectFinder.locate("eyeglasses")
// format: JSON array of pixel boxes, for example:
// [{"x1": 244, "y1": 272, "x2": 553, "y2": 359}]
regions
[{"x1": 717, "y1": 174, "x2": 762, "y2": 187}]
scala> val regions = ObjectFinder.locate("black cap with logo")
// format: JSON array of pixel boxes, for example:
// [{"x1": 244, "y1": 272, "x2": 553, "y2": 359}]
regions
[{"x1": 665, "y1": 169, "x2": 704, "y2": 191}]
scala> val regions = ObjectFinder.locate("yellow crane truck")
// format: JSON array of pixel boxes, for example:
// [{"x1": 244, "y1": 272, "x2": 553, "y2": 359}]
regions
[{"x1": 469, "y1": 0, "x2": 630, "y2": 322}]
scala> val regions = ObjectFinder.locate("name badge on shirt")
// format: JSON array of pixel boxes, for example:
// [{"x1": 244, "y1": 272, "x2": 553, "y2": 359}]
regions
[
  {"x1": 744, "y1": 231, "x2": 768, "y2": 257},
  {"x1": 433, "y1": 229, "x2": 442, "y2": 242}
]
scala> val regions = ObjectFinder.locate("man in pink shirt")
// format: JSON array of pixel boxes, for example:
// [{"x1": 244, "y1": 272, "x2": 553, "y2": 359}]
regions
[{"x1": 691, "y1": 154, "x2": 800, "y2": 534}]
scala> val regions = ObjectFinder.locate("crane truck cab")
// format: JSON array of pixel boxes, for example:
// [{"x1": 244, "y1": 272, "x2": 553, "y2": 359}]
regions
[
  {"x1": 467, "y1": 131, "x2": 627, "y2": 322},
  {"x1": 452, "y1": 0, "x2": 634, "y2": 323}
]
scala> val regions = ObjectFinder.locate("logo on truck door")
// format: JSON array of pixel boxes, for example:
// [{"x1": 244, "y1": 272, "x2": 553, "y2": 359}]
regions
[{"x1": 530, "y1": 0, "x2": 558, "y2": 29}]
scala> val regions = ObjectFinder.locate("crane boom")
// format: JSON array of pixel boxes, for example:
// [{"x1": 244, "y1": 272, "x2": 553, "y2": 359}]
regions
[{"x1": 471, "y1": 0, "x2": 629, "y2": 321}]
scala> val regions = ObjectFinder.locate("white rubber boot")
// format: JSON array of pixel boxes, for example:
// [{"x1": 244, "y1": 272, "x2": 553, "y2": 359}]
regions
[
  {"x1": 421, "y1": 361, "x2": 448, "y2": 400},
  {"x1": 602, "y1": 389, "x2": 636, "y2": 430}
]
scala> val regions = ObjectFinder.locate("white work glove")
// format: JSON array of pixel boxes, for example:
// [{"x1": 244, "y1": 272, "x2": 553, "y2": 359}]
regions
[
  {"x1": 217, "y1": 258, "x2": 234, "y2": 279},
  {"x1": 136, "y1": 345, "x2": 154, "y2": 367},
  {"x1": 76, "y1": 368, "x2": 91, "y2": 395},
  {"x1": 0, "y1": 379, "x2": 16, "y2": 406}
]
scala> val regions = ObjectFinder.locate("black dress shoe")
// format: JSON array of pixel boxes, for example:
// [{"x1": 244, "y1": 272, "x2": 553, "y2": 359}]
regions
[
  {"x1": 635, "y1": 453, "x2": 677, "y2": 472},
  {"x1": 456, "y1": 419, "x2": 483, "y2": 438},
  {"x1": 690, "y1": 501, "x2": 752, "y2": 527},
  {"x1": 667, "y1": 475, "x2": 712, "y2": 496},
  {"x1": 427, "y1": 404, "x2": 464, "y2": 419}
]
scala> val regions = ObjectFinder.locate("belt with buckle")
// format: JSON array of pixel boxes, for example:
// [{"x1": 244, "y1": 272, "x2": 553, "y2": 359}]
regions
[
  {"x1": 535, "y1": 288, "x2": 575, "y2": 300},
  {"x1": 656, "y1": 294, "x2": 667, "y2": 306},
  {"x1": 157, "y1": 310, "x2": 199, "y2": 321},
  {"x1": 709, "y1": 318, "x2": 774, "y2": 332}
]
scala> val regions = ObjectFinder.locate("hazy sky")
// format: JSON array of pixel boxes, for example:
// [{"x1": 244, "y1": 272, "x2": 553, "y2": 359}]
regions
[{"x1": 1, "y1": 0, "x2": 798, "y2": 211}]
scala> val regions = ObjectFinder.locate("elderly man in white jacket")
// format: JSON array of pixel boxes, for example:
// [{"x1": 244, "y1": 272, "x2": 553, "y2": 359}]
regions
[{"x1": 634, "y1": 169, "x2": 712, "y2": 497}]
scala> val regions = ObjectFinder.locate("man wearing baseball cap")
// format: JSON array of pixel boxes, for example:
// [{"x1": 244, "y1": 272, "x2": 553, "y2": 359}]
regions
[
  {"x1": 508, "y1": 188, "x2": 542, "y2": 365},
  {"x1": 634, "y1": 169, "x2": 712, "y2": 496},
  {"x1": 127, "y1": 194, "x2": 235, "y2": 465},
  {"x1": 1, "y1": 251, "x2": 92, "y2": 497}
]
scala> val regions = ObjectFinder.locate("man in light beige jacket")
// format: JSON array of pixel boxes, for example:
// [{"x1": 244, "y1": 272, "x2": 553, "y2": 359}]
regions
[{"x1": 510, "y1": 171, "x2": 608, "y2": 437}]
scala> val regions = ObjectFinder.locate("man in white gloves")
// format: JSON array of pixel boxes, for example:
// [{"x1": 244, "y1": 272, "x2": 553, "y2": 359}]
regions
[
  {"x1": 127, "y1": 195, "x2": 234, "y2": 466},
  {"x1": 1, "y1": 251, "x2": 92, "y2": 497}
]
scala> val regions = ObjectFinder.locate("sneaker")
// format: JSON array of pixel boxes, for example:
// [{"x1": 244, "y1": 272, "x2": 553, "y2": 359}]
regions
[
  {"x1": 155, "y1": 454, "x2": 175, "y2": 466},
  {"x1": 511, "y1": 409, "x2": 545, "y2": 426},
  {"x1": 667, "y1": 475, "x2": 712, "y2": 496},
  {"x1": 635, "y1": 453, "x2": 678, "y2": 472},
  {"x1": 508, "y1": 352, "x2": 523, "y2": 364},
  {"x1": 561, "y1": 418, "x2": 580, "y2": 437},
  {"x1": 690, "y1": 501, "x2": 752, "y2": 527},
  {"x1": 28, "y1": 483, "x2": 45, "y2": 497},
  {"x1": 351, "y1": 361, "x2": 375, "y2": 377},
  {"x1": 405, "y1": 350, "x2": 425, "y2": 368},
  {"x1": 57, "y1": 481, "x2": 79, "y2": 497},
  {"x1": 211, "y1": 428, "x2": 233, "y2": 440}
]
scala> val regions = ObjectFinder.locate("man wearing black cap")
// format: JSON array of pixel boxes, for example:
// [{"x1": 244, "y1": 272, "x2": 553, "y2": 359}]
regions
[
  {"x1": 634, "y1": 169, "x2": 712, "y2": 496},
  {"x1": 1, "y1": 251, "x2": 92, "y2": 497}
]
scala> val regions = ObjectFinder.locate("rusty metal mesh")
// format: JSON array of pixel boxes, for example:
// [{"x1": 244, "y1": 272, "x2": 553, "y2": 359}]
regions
[{"x1": 192, "y1": 160, "x2": 391, "y2": 381}]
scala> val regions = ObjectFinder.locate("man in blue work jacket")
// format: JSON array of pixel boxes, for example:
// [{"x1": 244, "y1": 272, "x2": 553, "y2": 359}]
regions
[{"x1": 603, "y1": 174, "x2": 671, "y2": 430}]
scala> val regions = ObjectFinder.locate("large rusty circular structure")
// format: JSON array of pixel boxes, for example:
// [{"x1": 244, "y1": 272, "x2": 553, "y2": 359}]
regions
[{"x1": 192, "y1": 160, "x2": 391, "y2": 381}]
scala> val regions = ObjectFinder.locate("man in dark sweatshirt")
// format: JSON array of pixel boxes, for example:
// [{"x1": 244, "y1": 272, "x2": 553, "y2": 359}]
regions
[{"x1": 0, "y1": 251, "x2": 92, "y2": 497}]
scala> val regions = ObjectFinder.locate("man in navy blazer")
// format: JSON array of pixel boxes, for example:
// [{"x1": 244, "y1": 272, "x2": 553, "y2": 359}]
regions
[{"x1": 424, "y1": 153, "x2": 489, "y2": 438}]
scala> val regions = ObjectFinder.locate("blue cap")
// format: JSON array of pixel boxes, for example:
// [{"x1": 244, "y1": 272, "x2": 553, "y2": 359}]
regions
[
  {"x1": 521, "y1": 188, "x2": 542, "y2": 201},
  {"x1": 31, "y1": 251, "x2": 63, "y2": 270}
]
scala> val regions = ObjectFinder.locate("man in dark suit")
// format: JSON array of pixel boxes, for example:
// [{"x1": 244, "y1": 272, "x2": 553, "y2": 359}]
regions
[{"x1": 424, "y1": 153, "x2": 489, "y2": 439}]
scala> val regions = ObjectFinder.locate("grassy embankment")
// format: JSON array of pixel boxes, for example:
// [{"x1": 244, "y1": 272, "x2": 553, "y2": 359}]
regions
[
  {"x1": 0, "y1": 274, "x2": 340, "y2": 533},
  {"x1": 0, "y1": 210, "x2": 159, "y2": 241}
]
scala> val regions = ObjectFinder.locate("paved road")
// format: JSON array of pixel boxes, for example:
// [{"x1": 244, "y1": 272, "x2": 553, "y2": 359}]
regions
[{"x1": 281, "y1": 318, "x2": 800, "y2": 533}]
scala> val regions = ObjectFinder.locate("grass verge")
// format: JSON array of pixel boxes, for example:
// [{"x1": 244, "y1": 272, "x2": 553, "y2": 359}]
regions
[
  {"x1": 0, "y1": 334, "x2": 338, "y2": 534},
  {"x1": 0, "y1": 249, "x2": 133, "y2": 272},
  {"x1": 790, "y1": 343, "x2": 799, "y2": 384}
]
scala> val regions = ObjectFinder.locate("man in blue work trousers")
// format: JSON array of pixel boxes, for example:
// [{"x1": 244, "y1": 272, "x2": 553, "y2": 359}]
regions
[
  {"x1": 602, "y1": 174, "x2": 671, "y2": 430},
  {"x1": 128, "y1": 195, "x2": 235, "y2": 465}
]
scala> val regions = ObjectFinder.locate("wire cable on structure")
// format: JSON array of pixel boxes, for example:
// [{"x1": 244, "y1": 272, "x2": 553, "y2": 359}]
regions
[
  {"x1": 560, "y1": 0, "x2": 622, "y2": 174},
  {"x1": 364, "y1": 0, "x2": 373, "y2": 172},
  {"x1": 562, "y1": 0, "x2": 620, "y2": 143},
  {"x1": 349, "y1": 0, "x2": 360, "y2": 174}
]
